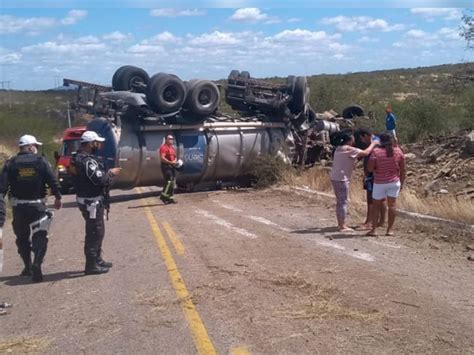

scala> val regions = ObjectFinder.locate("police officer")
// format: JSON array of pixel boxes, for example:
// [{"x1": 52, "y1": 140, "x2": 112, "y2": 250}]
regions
[
  {"x1": 0, "y1": 135, "x2": 62, "y2": 282},
  {"x1": 71, "y1": 131, "x2": 121, "y2": 275}
]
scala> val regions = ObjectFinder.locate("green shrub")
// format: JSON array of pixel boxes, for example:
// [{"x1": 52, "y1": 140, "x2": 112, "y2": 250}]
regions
[{"x1": 246, "y1": 154, "x2": 291, "y2": 188}]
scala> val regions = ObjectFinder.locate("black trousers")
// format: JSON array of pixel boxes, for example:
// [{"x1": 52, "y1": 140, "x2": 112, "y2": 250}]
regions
[
  {"x1": 12, "y1": 203, "x2": 48, "y2": 263},
  {"x1": 78, "y1": 202, "x2": 105, "y2": 258}
]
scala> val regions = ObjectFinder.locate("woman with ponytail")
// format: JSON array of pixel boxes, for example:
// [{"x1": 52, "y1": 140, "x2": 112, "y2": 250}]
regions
[
  {"x1": 330, "y1": 130, "x2": 378, "y2": 232},
  {"x1": 366, "y1": 132, "x2": 405, "y2": 236}
]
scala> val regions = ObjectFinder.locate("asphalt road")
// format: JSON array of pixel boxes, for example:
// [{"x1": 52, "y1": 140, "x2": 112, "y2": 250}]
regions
[{"x1": 0, "y1": 187, "x2": 473, "y2": 354}]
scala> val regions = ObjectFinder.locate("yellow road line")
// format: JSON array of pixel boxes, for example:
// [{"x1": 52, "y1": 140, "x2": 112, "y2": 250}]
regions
[
  {"x1": 138, "y1": 188, "x2": 216, "y2": 355},
  {"x1": 162, "y1": 221, "x2": 185, "y2": 255},
  {"x1": 231, "y1": 346, "x2": 250, "y2": 355}
]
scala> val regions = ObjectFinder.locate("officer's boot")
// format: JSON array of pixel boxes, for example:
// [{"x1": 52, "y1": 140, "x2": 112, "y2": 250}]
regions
[
  {"x1": 31, "y1": 249, "x2": 46, "y2": 283},
  {"x1": 19, "y1": 252, "x2": 32, "y2": 276},
  {"x1": 96, "y1": 249, "x2": 113, "y2": 268},
  {"x1": 85, "y1": 249, "x2": 109, "y2": 275}
]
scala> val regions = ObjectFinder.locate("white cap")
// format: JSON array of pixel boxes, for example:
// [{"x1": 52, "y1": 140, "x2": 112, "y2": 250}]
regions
[
  {"x1": 18, "y1": 134, "x2": 43, "y2": 147},
  {"x1": 175, "y1": 159, "x2": 183, "y2": 168},
  {"x1": 81, "y1": 131, "x2": 105, "y2": 143}
]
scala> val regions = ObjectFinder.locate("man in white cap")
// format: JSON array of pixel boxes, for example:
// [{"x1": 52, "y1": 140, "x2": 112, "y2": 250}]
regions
[
  {"x1": 0, "y1": 134, "x2": 62, "y2": 282},
  {"x1": 71, "y1": 130, "x2": 121, "y2": 275}
]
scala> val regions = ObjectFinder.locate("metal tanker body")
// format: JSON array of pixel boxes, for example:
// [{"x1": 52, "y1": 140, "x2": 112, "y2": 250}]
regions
[
  {"x1": 87, "y1": 113, "x2": 289, "y2": 189},
  {"x1": 63, "y1": 65, "x2": 349, "y2": 190}
]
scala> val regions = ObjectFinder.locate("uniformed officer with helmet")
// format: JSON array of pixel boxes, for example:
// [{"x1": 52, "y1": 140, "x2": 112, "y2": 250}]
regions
[
  {"x1": 71, "y1": 131, "x2": 121, "y2": 275},
  {"x1": 0, "y1": 134, "x2": 62, "y2": 282}
]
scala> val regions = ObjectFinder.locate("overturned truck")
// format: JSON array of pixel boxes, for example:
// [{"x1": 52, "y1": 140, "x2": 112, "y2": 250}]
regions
[{"x1": 64, "y1": 66, "x2": 342, "y2": 189}]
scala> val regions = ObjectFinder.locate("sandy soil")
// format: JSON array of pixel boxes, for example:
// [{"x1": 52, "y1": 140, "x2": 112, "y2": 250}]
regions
[{"x1": 0, "y1": 187, "x2": 473, "y2": 354}]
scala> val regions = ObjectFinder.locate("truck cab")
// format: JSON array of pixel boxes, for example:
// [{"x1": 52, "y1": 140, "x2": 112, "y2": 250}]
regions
[{"x1": 54, "y1": 126, "x2": 86, "y2": 194}]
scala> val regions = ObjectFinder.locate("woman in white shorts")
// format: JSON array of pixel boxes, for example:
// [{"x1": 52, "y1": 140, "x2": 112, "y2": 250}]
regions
[{"x1": 366, "y1": 133, "x2": 405, "y2": 236}]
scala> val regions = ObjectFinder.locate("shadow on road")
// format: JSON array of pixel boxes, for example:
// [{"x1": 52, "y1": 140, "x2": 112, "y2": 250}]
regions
[
  {"x1": 291, "y1": 226, "x2": 338, "y2": 234},
  {"x1": 0, "y1": 270, "x2": 84, "y2": 286},
  {"x1": 59, "y1": 190, "x2": 161, "y2": 209}
]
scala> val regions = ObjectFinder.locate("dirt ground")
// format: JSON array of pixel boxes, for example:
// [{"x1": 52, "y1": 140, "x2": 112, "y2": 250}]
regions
[{"x1": 0, "y1": 187, "x2": 473, "y2": 354}]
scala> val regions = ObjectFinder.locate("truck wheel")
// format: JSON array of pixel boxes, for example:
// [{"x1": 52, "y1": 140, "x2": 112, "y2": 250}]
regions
[
  {"x1": 184, "y1": 79, "x2": 220, "y2": 116},
  {"x1": 342, "y1": 104, "x2": 365, "y2": 119},
  {"x1": 290, "y1": 76, "x2": 308, "y2": 114},
  {"x1": 113, "y1": 66, "x2": 150, "y2": 92},
  {"x1": 228, "y1": 70, "x2": 240, "y2": 78},
  {"x1": 147, "y1": 73, "x2": 187, "y2": 113},
  {"x1": 240, "y1": 71, "x2": 250, "y2": 79},
  {"x1": 286, "y1": 75, "x2": 296, "y2": 94}
]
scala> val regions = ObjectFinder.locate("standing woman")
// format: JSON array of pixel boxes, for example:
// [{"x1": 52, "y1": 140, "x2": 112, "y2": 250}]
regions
[
  {"x1": 366, "y1": 132, "x2": 405, "y2": 236},
  {"x1": 330, "y1": 130, "x2": 378, "y2": 232}
]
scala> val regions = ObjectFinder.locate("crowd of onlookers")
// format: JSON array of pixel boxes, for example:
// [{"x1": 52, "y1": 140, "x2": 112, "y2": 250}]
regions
[{"x1": 329, "y1": 107, "x2": 406, "y2": 236}]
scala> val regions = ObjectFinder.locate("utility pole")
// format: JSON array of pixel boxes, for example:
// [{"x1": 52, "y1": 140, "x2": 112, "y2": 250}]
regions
[
  {"x1": 0, "y1": 81, "x2": 12, "y2": 109},
  {"x1": 66, "y1": 100, "x2": 72, "y2": 128}
]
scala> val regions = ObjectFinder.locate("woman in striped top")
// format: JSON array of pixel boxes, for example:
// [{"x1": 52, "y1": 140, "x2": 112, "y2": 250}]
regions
[{"x1": 366, "y1": 132, "x2": 406, "y2": 236}]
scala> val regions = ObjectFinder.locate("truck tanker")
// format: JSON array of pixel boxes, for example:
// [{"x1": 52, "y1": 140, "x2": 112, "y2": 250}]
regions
[{"x1": 64, "y1": 66, "x2": 341, "y2": 190}]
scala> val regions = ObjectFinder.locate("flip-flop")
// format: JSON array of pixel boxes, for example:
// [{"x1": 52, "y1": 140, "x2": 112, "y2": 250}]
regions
[
  {"x1": 385, "y1": 232, "x2": 395, "y2": 236},
  {"x1": 355, "y1": 225, "x2": 372, "y2": 231},
  {"x1": 365, "y1": 231, "x2": 377, "y2": 236}
]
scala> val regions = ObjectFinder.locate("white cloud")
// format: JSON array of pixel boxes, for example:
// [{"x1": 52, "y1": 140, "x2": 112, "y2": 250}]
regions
[
  {"x1": 61, "y1": 10, "x2": 87, "y2": 25},
  {"x1": 102, "y1": 31, "x2": 132, "y2": 43},
  {"x1": 410, "y1": 8, "x2": 462, "y2": 21},
  {"x1": 229, "y1": 8, "x2": 275, "y2": 23},
  {"x1": 149, "y1": 8, "x2": 206, "y2": 17},
  {"x1": 287, "y1": 18, "x2": 302, "y2": 23},
  {"x1": 272, "y1": 29, "x2": 335, "y2": 42},
  {"x1": 150, "y1": 31, "x2": 180, "y2": 43},
  {"x1": 127, "y1": 44, "x2": 165, "y2": 54},
  {"x1": 22, "y1": 41, "x2": 106, "y2": 54},
  {"x1": 357, "y1": 36, "x2": 379, "y2": 43},
  {"x1": 0, "y1": 10, "x2": 87, "y2": 35},
  {"x1": 77, "y1": 35, "x2": 100, "y2": 44},
  {"x1": 394, "y1": 27, "x2": 462, "y2": 48},
  {"x1": 0, "y1": 47, "x2": 22, "y2": 65},
  {"x1": 320, "y1": 15, "x2": 404, "y2": 32},
  {"x1": 188, "y1": 31, "x2": 242, "y2": 46}
]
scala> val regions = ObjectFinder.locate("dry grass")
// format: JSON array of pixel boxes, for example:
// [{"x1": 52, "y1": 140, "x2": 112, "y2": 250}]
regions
[
  {"x1": 293, "y1": 167, "x2": 474, "y2": 225},
  {"x1": 267, "y1": 273, "x2": 382, "y2": 322},
  {"x1": 0, "y1": 337, "x2": 51, "y2": 353},
  {"x1": 274, "y1": 299, "x2": 383, "y2": 322}
]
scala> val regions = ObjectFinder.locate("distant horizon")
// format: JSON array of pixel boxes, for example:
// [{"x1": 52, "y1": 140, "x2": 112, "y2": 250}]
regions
[
  {"x1": 0, "y1": 61, "x2": 470, "y2": 92},
  {"x1": 1, "y1": 4, "x2": 473, "y2": 90}
]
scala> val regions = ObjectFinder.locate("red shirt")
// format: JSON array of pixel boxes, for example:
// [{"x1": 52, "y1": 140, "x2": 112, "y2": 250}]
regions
[
  {"x1": 159, "y1": 144, "x2": 176, "y2": 164},
  {"x1": 369, "y1": 146, "x2": 405, "y2": 184}
]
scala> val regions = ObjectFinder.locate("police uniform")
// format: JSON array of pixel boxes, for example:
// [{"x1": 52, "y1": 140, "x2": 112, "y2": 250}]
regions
[
  {"x1": 0, "y1": 147, "x2": 61, "y2": 282},
  {"x1": 72, "y1": 150, "x2": 114, "y2": 274}
]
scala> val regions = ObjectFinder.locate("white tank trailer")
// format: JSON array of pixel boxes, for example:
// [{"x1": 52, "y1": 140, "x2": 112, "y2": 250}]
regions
[{"x1": 65, "y1": 66, "x2": 344, "y2": 189}]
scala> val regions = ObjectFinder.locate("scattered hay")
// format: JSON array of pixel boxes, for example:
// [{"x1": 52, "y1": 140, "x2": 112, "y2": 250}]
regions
[
  {"x1": 0, "y1": 337, "x2": 51, "y2": 353},
  {"x1": 136, "y1": 291, "x2": 180, "y2": 310},
  {"x1": 273, "y1": 299, "x2": 383, "y2": 322}
]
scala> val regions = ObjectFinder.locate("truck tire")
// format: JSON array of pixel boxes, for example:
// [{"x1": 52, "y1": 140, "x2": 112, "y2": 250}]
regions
[
  {"x1": 147, "y1": 73, "x2": 187, "y2": 113},
  {"x1": 286, "y1": 75, "x2": 296, "y2": 94},
  {"x1": 342, "y1": 104, "x2": 365, "y2": 119},
  {"x1": 228, "y1": 70, "x2": 240, "y2": 78},
  {"x1": 113, "y1": 66, "x2": 149, "y2": 92},
  {"x1": 184, "y1": 79, "x2": 220, "y2": 116},
  {"x1": 240, "y1": 71, "x2": 250, "y2": 79},
  {"x1": 112, "y1": 66, "x2": 130, "y2": 88},
  {"x1": 290, "y1": 76, "x2": 308, "y2": 114}
]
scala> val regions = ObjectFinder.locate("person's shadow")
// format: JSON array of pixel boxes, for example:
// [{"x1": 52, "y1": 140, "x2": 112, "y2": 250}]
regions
[{"x1": 0, "y1": 270, "x2": 84, "y2": 286}]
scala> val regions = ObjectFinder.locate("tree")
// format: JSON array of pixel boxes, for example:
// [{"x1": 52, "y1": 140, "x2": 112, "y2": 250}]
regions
[{"x1": 460, "y1": 11, "x2": 474, "y2": 50}]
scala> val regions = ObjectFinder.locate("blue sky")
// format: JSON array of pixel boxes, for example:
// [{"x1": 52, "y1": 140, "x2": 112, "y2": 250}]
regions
[{"x1": 1, "y1": 1, "x2": 473, "y2": 90}]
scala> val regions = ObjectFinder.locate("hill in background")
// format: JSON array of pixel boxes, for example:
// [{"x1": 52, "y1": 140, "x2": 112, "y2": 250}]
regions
[{"x1": 1, "y1": 62, "x2": 473, "y2": 162}]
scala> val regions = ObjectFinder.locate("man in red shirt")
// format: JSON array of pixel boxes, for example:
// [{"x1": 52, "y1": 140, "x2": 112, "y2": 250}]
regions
[{"x1": 159, "y1": 134, "x2": 177, "y2": 204}]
